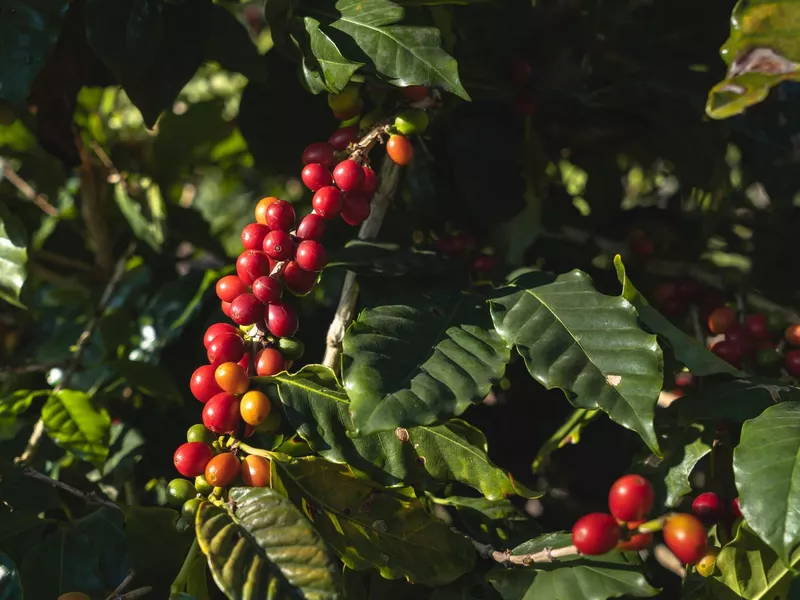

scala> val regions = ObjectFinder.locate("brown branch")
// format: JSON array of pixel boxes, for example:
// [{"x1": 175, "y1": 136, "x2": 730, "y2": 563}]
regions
[
  {"x1": 22, "y1": 467, "x2": 120, "y2": 510},
  {"x1": 79, "y1": 145, "x2": 115, "y2": 275},
  {"x1": 1, "y1": 159, "x2": 59, "y2": 216},
  {"x1": 471, "y1": 538, "x2": 580, "y2": 566}
]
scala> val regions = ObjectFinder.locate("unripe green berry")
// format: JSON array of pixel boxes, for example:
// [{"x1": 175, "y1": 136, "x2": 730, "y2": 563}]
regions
[
  {"x1": 328, "y1": 84, "x2": 360, "y2": 114},
  {"x1": 394, "y1": 108, "x2": 429, "y2": 135},
  {"x1": 181, "y1": 497, "x2": 203, "y2": 520},
  {"x1": 195, "y1": 474, "x2": 214, "y2": 496},
  {"x1": 166, "y1": 478, "x2": 197, "y2": 507},
  {"x1": 278, "y1": 338, "x2": 305, "y2": 361},
  {"x1": 187, "y1": 424, "x2": 215, "y2": 445},
  {"x1": 757, "y1": 347, "x2": 781, "y2": 368}
]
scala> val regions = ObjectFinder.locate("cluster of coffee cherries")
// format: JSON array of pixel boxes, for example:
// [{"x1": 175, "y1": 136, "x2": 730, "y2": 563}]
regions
[{"x1": 571, "y1": 474, "x2": 731, "y2": 577}]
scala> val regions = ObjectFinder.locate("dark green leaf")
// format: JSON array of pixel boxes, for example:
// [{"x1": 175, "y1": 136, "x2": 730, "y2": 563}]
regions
[
  {"x1": 274, "y1": 457, "x2": 476, "y2": 586},
  {"x1": 113, "y1": 359, "x2": 183, "y2": 404},
  {"x1": 342, "y1": 291, "x2": 509, "y2": 436},
  {"x1": 532, "y1": 408, "x2": 600, "y2": 474},
  {"x1": 196, "y1": 488, "x2": 343, "y2": 600},
  {"x1": 297, "y1": 16, "x2": 363, "y2": 94},
  {"x1": 0, "y1": 389, "x2": 47, "y2": 417},
  {"x1": 205, "y1": 4, "x2": 267, "y2": 84},
  {"x1": 265, "y1": 365, "x2": 533, "y2": 500},
  {"x1": 0, "y1": 553, "x2": 23, "y2": 600},
  {"x1": 674, "y1": 377, "x2": 800, "y2": 423},
  {"x1": 734, "y1": 401, "x2": 800, "y2": 562},
  {"x1": 73, "y1": 508, "x2": 131, "y2": 589},
  {"x1": 330, "y1": 0, "x2": 469, "y2": 99},
  {"x1": 114, "y1": 182, "x2": 167, "y2": 252},
  {"x1": 186, "y1": 555, "x2": 208, "y2": 600},
  {"x1": 487, "y1": 533, "x2": 658, "y2": 600},
  {"x1": 42, "y1": 389, "x2": 111, "y2": 466},
  {"x1": 0, "y1": 200, "x2": 28, "y2": 308},
  {"x1": 655, "y1": 424, "x2": 713, "y2": 507},
  {"x1": 490, "y1": 269, "x2": 663, "y2": 453},
  {"x1": 328, "y1": 240, "x2": 458, "y2": 278}
]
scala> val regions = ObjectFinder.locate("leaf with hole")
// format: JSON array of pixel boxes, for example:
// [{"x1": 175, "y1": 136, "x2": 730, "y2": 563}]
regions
[
  {"x1": 41, "y1": 389, "x2": 111, "y2": 466},
  {"x1": 196, "y1": 487, "x2": 342, "y2": 600},
  {"x1": 0, "y1": 201, "x2": 28, "y2": 308}
]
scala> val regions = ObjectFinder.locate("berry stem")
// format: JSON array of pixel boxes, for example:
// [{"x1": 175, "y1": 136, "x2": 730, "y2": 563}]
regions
[
  {"x1": 471, "y1": 537, "x2": 579, "y2": 565},
  {"x1": 21, "y1": 467, "x2": 120, "y2": 511},
  {"x1": 170, "y1": 537, "x2": 201, "y2": 596},
  {"x1": 234, "y1": 441, "x2": 278, "y2": 459}
]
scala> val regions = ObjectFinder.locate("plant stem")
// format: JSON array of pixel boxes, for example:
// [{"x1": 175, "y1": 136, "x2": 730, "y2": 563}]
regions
[
  {"x1": 0, "y1": 158, "x2": 59, "y2": 216},
  {"x1": 471, "y1": 538, "x2": 579, "y2": 565},
  {"x1": 170, "y1": 538, "x2": 201, "y2": 596},
  {"x1": 235, "y1": 442, "x2": 277, "y2": 459},
  {"x1": 21, "y1": 467, "x2": 120, "y2": 510}
]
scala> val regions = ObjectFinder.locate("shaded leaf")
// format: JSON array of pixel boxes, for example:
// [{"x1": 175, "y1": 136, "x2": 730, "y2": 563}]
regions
[
  {"x1": 328, "y1": 240, "x2": 458, "y2": 278},
  {"x1": 674, "y1": 377, "x2": 799, "y2": 423},
  {"x1": 0, "y1": 200, "x2": 28, "y2": 308},
  {"x1": 490, "y1": 269, "x2": 663, "y2": 453},
  {"x1": 342, "y1": 290, "x2": 509, "y2": 436},
  {"x1": 196, "y1": 488, "x2": 342, "y2": 600},
  {"x1": 297, "y1": 16, "x2": 363, "y2": 94},
  {"x1": 532, "y1": 408, "x2": 600, "y2": 474},
  {"x1": 205, "y1": 3, "x2": 267, "y2": 84},
  {"x1": 0, "y1": 553, "x2": 23, "y2": 600},
  {"x1": 113, "y1": 359, "x2": 183, "y2": 404},
  {"x1": 42, "y1": 389, "x2": 111, "y2": 466},
  {"x1": 274, "y1": 457, "x2": 476, "y2": 586},
  {"x1": 114, "y1": 182, "x2": 167, "y2": 252},
  {"x1": 0, "y1": 389, "x2": 48, "y2": 417},
  {"x1": 649, "y1": 424, "x2": 713, "y2": 508},
  {"x1": 73, "y1": 508, "x2": 131, "y2": 589}
]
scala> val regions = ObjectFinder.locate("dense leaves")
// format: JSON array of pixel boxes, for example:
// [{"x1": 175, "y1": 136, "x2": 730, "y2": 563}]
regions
[
  {"x1": 41, "y1": 389, "x2": 111, "y2": 466},
  {"x1": 0, "y1": 201, "x2": 28, "y2": 308},
  {"x1": 297, "y1": 16, "x2": 364, "y2": 94},
  {"x1": 674, "y1": 378, "x2": 800, "y2": 423}
]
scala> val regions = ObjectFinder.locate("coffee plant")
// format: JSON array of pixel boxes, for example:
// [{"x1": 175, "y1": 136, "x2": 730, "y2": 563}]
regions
[{"x1": 3, "y1": 0, "x2": 800, "y2": 598}]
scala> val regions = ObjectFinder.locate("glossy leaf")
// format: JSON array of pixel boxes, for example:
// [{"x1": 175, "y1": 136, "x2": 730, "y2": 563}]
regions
[
  {"x1": 114, "y1": 182, "x2": 167, "y2": 252},
  {"x1": 658, "y1": 424, "x2": 713, "y2": 507},
  {"x1": 0, "y1": 389, "x2": 47, "y2": 417},
  {"x1": 41, "y1": 389, "x2": 111, "y2": 466},
  {"x1": 298, "y1": 16, "x2": 363, "y2": 94},
  {"x1": 196, "y1": 488, "x2": 342, "y2": 600},
  {"x1": 330, "y1": 0, "x2": 469, "y2": 99},
  {"x1": 265, "y1": 365, "x2": 532, "y2": 500},
  {"x1": 342, "y1": 291, "x2": 509, "y2": 436},
  {"x1": 487, "y1": 533, "x2": 658, "y2": 600},
  {"x1": 490, "y1": 269, "x2": 663, "y2": 453},
  {"x1": 734, "y1": 401, "x2": 800, "y2": 562},
  {"x1": 674, "y1": 377, "x2": 800, "y2": 423},
  {"x1": 274, "y1": 457, "x2": 476, "y2": 586},
  {"x1": 0, "y1": 553, "x2": 22, "y2": 600},
  {"x1": 0, "y1": 201, "x2": 28, "y2": 308},
  {"x1": 328, "y1": 240, "x2": 458, "y2": 278}
]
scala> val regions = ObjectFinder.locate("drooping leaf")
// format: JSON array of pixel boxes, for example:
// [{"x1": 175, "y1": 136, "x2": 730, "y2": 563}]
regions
[
  {"x1": 0, "y1": 201, "x2": 28, "y2": 308},
  {"x1": 490, "y1": 269, "x2": 663, "y2": 453},
  {"x1": 113, "y1": 359, "x2": 183, "y2": 404},
  {"x1": 41, "y1": 389, "x2": 111, "y2": 466},
  {"x1": 0, "y1": 553, "x2": 23, "y2": 600},
  {"x1": 0, "y1": 389, "x2": 48, "y2": 417},
  {"x1": 196, "y1": 488, "x2": 343, "y2": 600},
  {"x1": 274, "y1": 457, "x2": 476, "y2": 586},
  {"x1": 204, "y1": 3, "x2": 267, "y2": 84},
  {"x1": 733, "y1": 401, "x2": 800, "y2": 562},
  {"x1": 652, "y1": 424, "x2": 713, "y2": 508},
  {"x1": 328, "y1": 240, "x2": 459, "y2": 278},
  {"x1": 296, "y1": 16, "x2": 363, "y2": 94},
  {"x1": 342, "y1": 290, "x2": 509, "y2": 436},
  {"x1": 265, "y1": 365, "x2": 532, "y2": 500},
  {"x1": 487, "y1": 533, "x2": 658, "y2": 600},
  {"x1": 674, "y1": 377, "x2": 800, "y2": 423},
  {"x1": 114, "y1": 182, "x2": 167, "y2": 252},
  {"x1": 330, "y1": 0, "x2": 469, "y2": 99}
]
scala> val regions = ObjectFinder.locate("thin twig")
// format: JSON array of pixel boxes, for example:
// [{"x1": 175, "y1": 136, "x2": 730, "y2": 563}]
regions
[
  {"x1": 15, "y1": 243, "x2": 135, "y2": 465},
  {"x1": 79, "y1": 144, "x2": 115, "y2": 275},
  {"x1": 1, "y1": 159, "x2": 59, "y2": 216},
  {"x1": 22, "y1": 467, "x2": 120, "y2": 510},
  {"x1": 105, "y1": 571, "x2": 135, "y2": 599},
  {"x1": 0, "y1": 361, "x2": 67, "y2": 375},
  {"x1": 471, "y1": 538, "x2": 579, "y2": 566},
  {"x1": 689, "y1": 304, "x2": 705, "y2": 345},
  {"x1": 109, "y1": 587, "x2": 152, "y2": 600}
]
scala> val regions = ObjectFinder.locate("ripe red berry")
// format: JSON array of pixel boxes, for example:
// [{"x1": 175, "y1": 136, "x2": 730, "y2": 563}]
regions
[
  {"x1": 711, "y1": 340, "x2": 741, "y2": 367},
  {"x1": 295, "y1": 213, "x2": 326, "y2": 240},
  {"x1": 216, "y1": 275, "x2": 248, "y2": 303},
  {"x1": 725, "y1": 324, "x2": 755, "y2": 357},
  {"x1": 301, "y1": 163, "x2": 333, "y2": 192},
  {"x1": 241, "y1": 223, "x2": 270, "y2": 251},
  {"x1": 472, "y1": 255, "x2": 498, "y2": 272},
  {"x1": 252, "y1": 276, "x2": 283, "y2": 304},
  {"x1": 572, "y1": 513, "x2": 620, "y2": 555},
  {"x1": 207, "y1": 332, "x2": 246, "y2": 366},
  {"x1": 386, "y1": 134, "x2": 413, "y2": 166},
  {"x1": 174, "y1": 442, "x2": 214, "y2": 477},
  {"x1": 265, "y1": 200, "x2": 296, "y2": 231},
  {"x1": 221, "y1": 301, "x2": 232, "y2": 317},
  {"x1": 675, "y1": 371, "x2": 694, "y2": 387},
  {"x1": 663, "y1": 513, "x2": 708, "y2": 565},
  {"x1": 313, "y1": 186, "x2": 344, "y2": 219},
  {"x1": 236, "y1": 250, "x2": 272, "y2": 285},
  {"x1": 204, "y1": 323, "x2": 240, "y2": 349},
  {"x1": 267, "y1": 302, "x2": 299, "y2": 338},
  {"x1": 255, "y1": 347, "x2": 287, "y2": 376},
  {"x1": 295, "y1": 240, "x2": 328, "y2": 272},
  {"x1": 786, "y1": 350, "x2": 800, "y2": 376},
  {"x1": 402, "y1": 85, "x2": 429, "y2": 102},
  {"x1": 692, "y1": 492, "x2": 725, "y2": 525},
  {"x1": 202, "y1": 393, "x2": 242, "y2": 434},
  {"x1": 731, "y1": 497, "x2": 742, "y2": 519},
  {"x1": 361, "y1": 166, "x2": 377, "y2": 196},
  {"x1": 328, "y1": 126, "x2": 358, "y2": 151},
  {"x1": 786, "y1": 324, "x2": 800, "y2": 346},
  {"x1": 230, "y1": 293, "x2": 265, "y2": 326},
  {"x1": 333, "y1": 159, "x2": 364, "y2": 192},
  {"x1": 340, "y1": 192, "x2": 371, "y2": 226},
  {"x1": 283, "y1": 261, "x2": 317, "y2": 296},
  {"x1": 263, "y1": 229, "x2": 294, "y2": 261},
  {"x1": 744, "y1": 314, "x2": 770, "y2": 341},
  {"x1": 301, "y1": 142, "x2": 336, "y2": 167},
  {"x1": 608, "y1": 474, "x2": 654, "y2": 522},
  {"x1": 708, "y1": 307, "x2": 736, "y2": 335},
  {"x1": 190, "y1": 364, "x2": 223, "y2": 403}
]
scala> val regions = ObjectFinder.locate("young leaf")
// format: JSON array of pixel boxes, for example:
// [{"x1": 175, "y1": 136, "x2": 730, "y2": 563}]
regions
[
  {"x1": 297, "y1": 16, "x2": 363, "y2": 94},
  {"x1": 196, "y1": 488, "x2": 343, "y2": 600},
  {"x1": 0, "y1": 552, "x2": 23, "y2": 600},
  {"x1": 342, "y1": 291, "x2": 509, "y2": 436},
  {"x1": 490, "y1": 269, "x2": 663, "y2": 453},
  {"x1": 487, "y1": 533, "x2": 658, "y2": 600},
  {"x1": 41, "y1": 390, "x2": 111, "y2": 466},
  {"x1": 330, "y1": 0, "x2": 469, "y2": 99},
  {"x1": 113, "y1": 182, "x2": 167, "y2": 252},
  {"x1": 264, "y1": 365, "x2": 533, "y2": 500},
  {"x1": 674, "y1": 377, "x2": 800, "y2": 423},
  {"x1": 274, "y1": 457, "x2": 476, "y2": 586},
  {"x1": 0, "y1": 201, "x2": 28, "y2": 308}
]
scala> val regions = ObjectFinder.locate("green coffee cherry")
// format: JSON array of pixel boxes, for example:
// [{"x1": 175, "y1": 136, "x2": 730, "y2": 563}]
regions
[
  {"x1": 181, "y1": 497, "x2": 203, "y2": 520},
  {"x1": 359, "y1": 108, "x2": 383, "y2": 131},
  {"x1": 328, "y1": 84, "x2": 361, "y2": 115},
  {"x1": 394, "y1": 108, "x2": 429, "y2": 135},
  {"x1": 757, "y1": 347, "x2": 781, "y2": 368},
  {"x1": 166, "y1": 478, "x2": 197, "y2": 507},
  {"x1": 186, "y1": 424, "x2": 215, "y2": 445},
  {"x1": 767, "y1": 312, "x2": 786, "y2": 333},
  {"x1": 278, "y1": 338, "x2": 305, "y2": 361},
  {"x1": 195, "y1": 474, "x2": 214, "y2": 496}
]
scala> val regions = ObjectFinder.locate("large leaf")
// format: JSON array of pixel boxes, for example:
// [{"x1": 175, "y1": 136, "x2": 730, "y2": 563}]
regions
[
  {"x1": 274, "y1": 457, "x2": 476, "y2": 586},
  {"x1": 296, "y1": 16, "x2": 363, "y2": 94},
  {"x1": 264, "y1": 365, "x2": 532, "y2": 500},
  {"x1": 196, "y1": 487, "x2": 342, "y2": 600},
  {"x1": 0, "y1": 201, "x2": 28, "y2": 308},
  {"x1": 487, "y1": 533, "x2": 658, "y2": 600},
  {"x1": 673, "y1": 377, "x2": 800, "y2": 423},
  {"x1": 328, "y1": 241, "x2": 458, "y2": 278},
  {"x1": 0, "y1": 553, "x2": 23, "y2": 600},
  {"x1": 330, "y1": 0, "x2": 469, "y2": 99},
  {"x1": 342, "y1": 291, "x2": 509, "y2": 436},
  {"x1": 490, "y1": 269, "x2": 663, "y2": 453},
  {"x1": 114, "y1": 182, "x2": 167, "y2": 252},
  {"x1": 733, "y1": 401, "x2": 800, "y2": 562},
  {"x1": 41, "y1": 389, "x2": 111, "y2": 466}
]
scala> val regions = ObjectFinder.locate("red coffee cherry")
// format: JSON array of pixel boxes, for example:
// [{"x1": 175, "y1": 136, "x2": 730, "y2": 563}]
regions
[
  {"x1": 472, "y1": 255, "x2": 498, "y2": 272},
  {"x1": 255, "y1": 347, "x2": 287, "y2": 376},
  {"x1": 708, "y1": 307, "x2": 736, "y2": 335},
  {"x1": 386, "y1": 134, "x2": 413, "y2": 165},
  {"x1": 215, "y1": 275, "x2": 248, "y2": 303},
  {"x1": 221, "y1": 301, "x2": 232, "y2": 317},
  {"x1": 204, "y1": 323, "x2": 240, "y2": 349},
  {"x1": 725, "y1": 324, "x2": 755, "y2": 357},
  {"x1": 241, "y1": 455, "x2": 271, "y2": 487},
  {"x1": 663, "y1": 513, "x2": 708, "y2": 565},
  {"x1": 205, "y1": 452, "x2": 241, "y2": 488},
  {"x1": 230, "y1": 293, "x2": 265, "y2": 326},
  {"x1": 615, "y1": 520, "x2": 653, "y2": 552},
  {"x1": 786, "y1": 350, "x2": 800, "y2": 376},
  {"x1": 572, "y1": 513, "x2": 620, "y2": 555},
  {"x1": 333, "y1": 159, "x2": 364, "y2": 192},
  {"x1": 692, "y1": 492, "x2": 725, "y2": 525},
  {"x1": 174, "y1": 442, "x2": 214, "y2": 477},
  {"x1": 283, "y1": 261, "x2": 317, "y2": 296},
  {"x1": 241, "y1": 223, "x2": 270, "y2": 251},
  {"x1": 202, "y1": 393, "x2": 242, "y2": 434},
  {"x1": 340, "y1": 192, "x2": 371, "y2": 226},
  {"x1": 207, "y1": 332, "x2": 246, "y2": 366},
  {"x1": 731, "y1": 497, "x2": 742, "y2": 519},
  {"x1": 296, "y1": 213, "x2": 326, "y2": 240},
  {"x1": 236, "y1": 250, "x2": 272, "y2": 285},
  {"x1": 301, "y1": 163, "x2": 333, "y2": 192},
  {"x1": 608, "y1": 474, "x2": 655, "y2": 522},
  {"x1": 265, "y1": 200, "x2": 296, "y2": 231},
  {"x1": 267, "y1": 302, "x2": 299, "y2": 338},
  {"x1": 295, "y1": 240, "x2": 328, "y2": 272},
  {"x1": 263, "y1": 229, "x2": 294, "y2": 261},
  {"x1": 301, "y1": 142, "x2": 336, "y2": 167},
  {"x1": 361, "y1": 166, "x2": 377, "y2": 196},
  {"x1": 190, "y1": 364, "x2": 223, "y2": 403},
  {"x1": 252, "y1": 276, "x2": 283, "y2": 304},
  {"x1": 745, "y1": 313, "x2": 770, "y2": 341},
  {"x1": 328, "y1": 126, "x2": 358, "y2": 151},
  {"x1": 402, "y1": 85, "x2": 429, "y2": 102},
  {"x1": 313, "y1": 186, "x2": 344, "y2": 219},
  {"x1": 786, "y1": 324, "x2": 800, "y2": 346},
  {"x1": 711, "y1": 340, "x2": 741, "y2": 367}
]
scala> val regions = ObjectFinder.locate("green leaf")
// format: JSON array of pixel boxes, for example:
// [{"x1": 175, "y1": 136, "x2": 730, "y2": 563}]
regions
[
  {"x1": 42, "y1": 390, "x2": 111, "y2": 466},
  {"x1": 328, "y1": 241, "x2": 458, "y2": 278},
  {"x1": 490, "y1": 269, "x2": 663, "y2": 453},
  {"x1": 0, "y1": 0, "x2": 70, "y2": 105},
  {"x1": 342, "y1": 291, "x2": 509, "y2": 436},
  {"x1": 73, "y1": 508, "x2": 131, "y2": 589},
  {"x1": 657, "y1": 424, "x2": 713, "y2": 507},
  {"x1": 487, "y1": 533, "x2": 659, "y2": 600},
  {"x1": 532, "y1": 408, "x2": 600, "y2": 474},
  {"x1": 0, "y1": 389, "x2": 48, "y2": 417},
  {"x1": 613, "y1": 256, "x2": 741, "y2": 377},
  {"x1": 266, "y1": 365, "x2": 533, "y2": 500},
  {"x1": 297, "y1": 16, "x2": 363, "y2": 94},
  {"x1": 114, "y1": 182, "x2": 167, "y2": 252},
  {"x1": 274, "y1": 457, "x2": 476, "y2": 586},
  {"x1": 205, "y1": 4, "x2": 267, "y2": 84},
  {"x1": 0, "y1": 552, "x2": 23, "y2": 600},
  {"x1": 186, "y1": 555, "x2": 209, "y2": 600},
  {"x1": 0, "y1": 200, "x2": 28, "y2": 308},
  {"x1": 196, "y1": 488, "x2": 343, "y2": 600},
  {"x1": 113, "y1": 359, "x2": 183, "y2": 404},
  {"x1": 674, "y1": 377, "x2": 800, "y2": 423},
  {"x1": 330, "y1": 0, "x2": 469, "y2": 99},
  {"x1": 733, "y1": 401, "x2": 800, "y2": 562}
]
